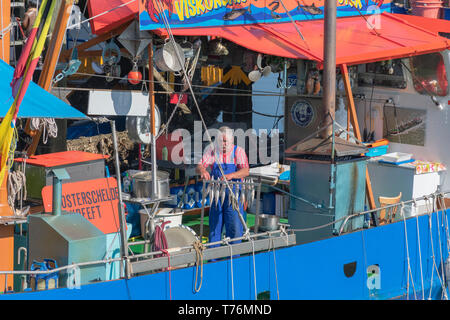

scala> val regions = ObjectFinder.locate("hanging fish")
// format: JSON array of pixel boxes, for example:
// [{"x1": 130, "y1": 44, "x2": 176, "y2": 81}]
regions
[
  {"x1": 223, "y1": 6, "x2": 251, "y2": 21},
  {"x1": 239, "y1": 181, "x2": 246, "y2": 205},
  {"x1": 219, "y1": 181, "x2": 227, "y2": 206},
  {"x1": 234, "y1": 182, "x2": 240, "y2": 207},
  {"x1": 215, "y1": 179, "x2": 221, "y2": 208},
  {"x1": 228, "y1": 184, "x2": 233, "y2": 206},
  {"x1": 249, "y1": 178, "x2": 256, "y2": 208},
  {"x1": 208, "y1": 177, "x2": 215, "y2": 205}
]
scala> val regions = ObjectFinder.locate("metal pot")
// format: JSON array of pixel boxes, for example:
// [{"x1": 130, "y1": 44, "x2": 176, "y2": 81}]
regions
[
  {"x1": 256, "y1": 214, "x2": 280, "y2": 232},
  {"x1": 131, "y1": 170, "x2": 170, "y2": 199},
  {"x1": 154, "y1": 40, "x2": 185, "y2": 72}
]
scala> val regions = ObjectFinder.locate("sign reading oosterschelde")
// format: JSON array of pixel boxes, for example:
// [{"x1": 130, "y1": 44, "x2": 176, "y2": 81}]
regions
[{"x1": 139, "y1": 0, "x2": 390, "y2": 30}]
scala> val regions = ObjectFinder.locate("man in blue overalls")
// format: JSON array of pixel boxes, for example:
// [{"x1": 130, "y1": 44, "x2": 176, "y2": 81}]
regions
[{"x1": 197, "y1": 126, "x2": 249, "y2": 245}]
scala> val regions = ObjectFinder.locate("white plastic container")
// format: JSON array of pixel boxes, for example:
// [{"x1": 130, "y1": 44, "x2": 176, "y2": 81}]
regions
[
  {"x1": 380, "y1": 152, "x2": 413, "y2": 163},
  {"x1": 139, "y1": 207, "x2": 184, "y2": 237}
]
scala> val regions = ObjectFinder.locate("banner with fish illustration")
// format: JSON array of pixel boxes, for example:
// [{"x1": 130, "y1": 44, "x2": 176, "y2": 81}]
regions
[{"x1": 139, "y1": 0, "x2": 392, "y2": 30}]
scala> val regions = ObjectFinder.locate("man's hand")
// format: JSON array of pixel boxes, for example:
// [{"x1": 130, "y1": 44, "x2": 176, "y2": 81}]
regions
[
  {"x1": 201, "y1": 170, "x2": 211, "y2": 180},
  {"x1": 197, "y1": 164, "x2": 210, "y2": 180},
  {"x1": 223, "y1": 173, "x2": 235, "y2": 180}
]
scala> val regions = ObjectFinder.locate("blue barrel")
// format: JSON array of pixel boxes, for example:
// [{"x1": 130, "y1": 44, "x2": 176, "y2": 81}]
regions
[{"x1": 262, "y1": 192, "x2": 276, "y2": 215}]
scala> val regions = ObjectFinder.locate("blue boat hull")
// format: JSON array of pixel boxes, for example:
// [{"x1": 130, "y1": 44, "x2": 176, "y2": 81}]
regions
[{"x1": 2, "y1": 210, "x2": 449, "y2": 300}]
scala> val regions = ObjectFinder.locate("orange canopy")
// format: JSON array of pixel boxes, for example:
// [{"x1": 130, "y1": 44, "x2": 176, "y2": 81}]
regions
[
  {"x1": 155, "y1": 13, "x2": 450, "y2": 66},
  {"x1": 88, "y1": 0, "x2": 138, "y2": 35}
]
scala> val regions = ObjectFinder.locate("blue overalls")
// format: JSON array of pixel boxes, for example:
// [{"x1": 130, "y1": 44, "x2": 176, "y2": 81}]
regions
[{"x1": 209, "y1": 145, "x2": 246, "y2": 245}]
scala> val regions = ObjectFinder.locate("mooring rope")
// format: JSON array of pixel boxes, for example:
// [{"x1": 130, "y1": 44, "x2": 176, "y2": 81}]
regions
[
  {"x1": 400, "y1": 203, "x2": 416, "y2": 300},
  {"x1": 414, "y1": 201, "x2": 425, "y2": 300},
  {"x1": 193, "y1": 240, "x2": 205, "y2": 293},
  {"x1": 425, "y1": 198, "x2": 446, "y2": 300},
  {"x1": 223, "y1": 237, "x2": 235, "y2": 300}
]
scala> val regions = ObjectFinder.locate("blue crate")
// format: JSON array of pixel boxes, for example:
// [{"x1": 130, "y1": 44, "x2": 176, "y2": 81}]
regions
[
  {"x1": 444, "y1": 8, "x2": 450, "y2": 20},
  {"x1": 365, "y1": 145, "x2": 388, "y2": 157}
]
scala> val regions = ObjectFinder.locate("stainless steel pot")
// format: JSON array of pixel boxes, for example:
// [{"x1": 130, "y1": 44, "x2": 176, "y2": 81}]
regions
[
  {"x1": 131, "y1": 170, "x2": 170, "y2": 199},
  {"x1": 154, "y1": 40, "x2": 185, "y2": 72},
  {"x1": 256, "y1": 214, "x2": 280, "y2": 232}
]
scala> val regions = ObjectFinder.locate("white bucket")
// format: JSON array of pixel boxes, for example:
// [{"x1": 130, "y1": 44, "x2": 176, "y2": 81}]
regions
[{"x1": 139, "y1": 207, "x2": 184, "y2": 237}]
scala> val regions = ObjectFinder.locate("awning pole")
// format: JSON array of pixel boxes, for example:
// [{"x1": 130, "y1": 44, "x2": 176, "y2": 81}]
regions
[
  {"x1": 340, "y1": 64, "x2": 377, "y2": 225},
  {"x1": 321, "y1": 0, "x2": 336, "y2": 139},
  {"x1": 148, "y1": 41, "x2": 158, "y2": 200}
]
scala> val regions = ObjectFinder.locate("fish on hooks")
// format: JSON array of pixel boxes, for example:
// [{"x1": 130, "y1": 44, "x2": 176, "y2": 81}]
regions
[
  {"x1": 219, "y1": 180, "x2": 227, "y2": 206},
  {"x1": 296, "y1": 1, "x2": 323, "y2": 15},
  {"x1": 223, "y1": 5, "x2": 252, "y2": 21}
]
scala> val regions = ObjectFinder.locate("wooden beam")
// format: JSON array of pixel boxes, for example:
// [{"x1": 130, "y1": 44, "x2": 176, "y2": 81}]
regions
[
  {"x1": 340, "y1": 64, "x2": 377, "y2": 215},
  {"x1": 26, "y1": 0, "x2": 74, "y2": 156},
  {"x1": 59, "y1": 20, "x2": 133, "y2": 61},
  {"x1": 0, "y1": 0, "x2": 10, "y2": 64}
]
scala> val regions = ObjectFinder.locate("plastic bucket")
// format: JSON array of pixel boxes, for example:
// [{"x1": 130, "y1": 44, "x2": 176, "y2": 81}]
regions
[
  {"x1": 154, "y1": 40, "x2": 185, "y2": 72},
  {"x1": 412, "y1": 1, "x2": 443, "y2": 18},
  {"x1": 139, "y1": 207, "x2": 184, "y2": 237}
]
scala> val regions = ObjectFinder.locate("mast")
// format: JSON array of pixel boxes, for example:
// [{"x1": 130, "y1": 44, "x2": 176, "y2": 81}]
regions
[
  {"x1": 148, "y1": 41, "x2": 158, "y2": 199},
  {"x1": 321, "y1": 0, "x2": 336, "y2": 138}
]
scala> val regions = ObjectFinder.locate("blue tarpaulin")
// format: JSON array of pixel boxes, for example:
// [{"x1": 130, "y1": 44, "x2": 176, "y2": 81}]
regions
[{"x1": 0, "y1": 60, "x2": 87, "y2": 119}]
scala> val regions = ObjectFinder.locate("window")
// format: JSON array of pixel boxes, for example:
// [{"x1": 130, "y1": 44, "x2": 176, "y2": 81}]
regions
[
  {"x1": 410, "y1": 53, "x2": 448, "y2": 97},
  {"x1": 358, "y1": 59, "x2": 406, "y2": 89}
]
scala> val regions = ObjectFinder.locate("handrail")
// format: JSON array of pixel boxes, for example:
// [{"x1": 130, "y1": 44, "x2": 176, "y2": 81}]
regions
[{"x1": 2, "y1": 191, "x2": 448, "y2": 277}]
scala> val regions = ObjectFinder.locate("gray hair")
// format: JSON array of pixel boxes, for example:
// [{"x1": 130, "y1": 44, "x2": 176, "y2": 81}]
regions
[{"x1": 219, "y1": 126, "x2": 233, "y2": 139}]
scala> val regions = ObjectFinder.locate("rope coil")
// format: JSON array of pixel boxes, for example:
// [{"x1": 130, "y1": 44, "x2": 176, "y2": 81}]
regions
[
  {"x1": 7, "y1": 170, "x2": 27, "y2": 215},
  {"x1": 193, "y1": 240, "x2": 205, "y2": 293},
  {"x1": 29, "y1": 118, "x2": 57, "y2": 144}
]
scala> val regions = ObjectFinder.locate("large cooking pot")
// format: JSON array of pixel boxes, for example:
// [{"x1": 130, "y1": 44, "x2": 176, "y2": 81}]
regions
[
  {"x1": 154, "y1": 40, "x2": 185, "y2": 72},
  {"x1": 131, "y1": 170, "x2": 170, "y2": 199},
  {"x1": 256, "y1": 214, "x2": 280, "y2": 232}
]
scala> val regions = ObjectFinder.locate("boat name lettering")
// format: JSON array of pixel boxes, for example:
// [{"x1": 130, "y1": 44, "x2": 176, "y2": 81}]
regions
[
  {"x1": 337, "y1": 0, "x2": 363, "y2": 9},
  {"x1": 174, "y1": 0, "x2": 247, "y2": 22},
  {"x1": 60, "y1": 187, "x2": 119, "y2": 220}
]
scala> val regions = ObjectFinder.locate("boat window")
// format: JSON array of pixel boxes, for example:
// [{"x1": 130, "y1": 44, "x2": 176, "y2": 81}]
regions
[
  {"x1": 410, "y1": 53, "x2": 448, "y2": 97},
  {"x1": 357, "y1": 59, "x2": 406, "y2": 89}
]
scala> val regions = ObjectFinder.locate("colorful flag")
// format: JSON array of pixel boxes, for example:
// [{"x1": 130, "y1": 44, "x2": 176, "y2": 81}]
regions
[{"x1": 0, "y1": 0, "x2": 56, "y2": 185}]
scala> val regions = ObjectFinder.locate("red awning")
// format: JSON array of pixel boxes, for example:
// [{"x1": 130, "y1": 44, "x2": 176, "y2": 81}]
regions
[
  {"x1": 88, "y1": 0, "x2": 138, "y2": 35},
  {"x1": 155, "y1": 13, "x2": 450, "y2": 66},
  {"x1": 87, "y1": 0, "x2": 450, "y2": 66}
]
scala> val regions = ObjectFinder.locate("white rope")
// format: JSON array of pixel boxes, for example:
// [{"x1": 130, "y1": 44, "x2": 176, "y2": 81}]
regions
[
  {"x1": 250, "y1": 236, "x2": 257, "y2": 300},
  {"x1": 223, "y1": 237, "x2": 234, "y2": 300},
  {"x1": 30, "y1": 118, "x2": 58, "y2": 144},
  {"x1": 435, "y1": 197, "x2": 448, "y2": 300},
  {"x1": 7, "y1": 170, "x2": 27, "y2": 215},
  {"x1": 425, "y1": 198, "x2": 446, "y2": 300},
  {"x1": 270, "y1": 237, "x2": 280, "y2": 300},
  {"x1": 414, "y1": 201, "x2": 425, "y2": 300},
  {"x1": 400, "y1": 203, "x2": 416, "y2": 300}
]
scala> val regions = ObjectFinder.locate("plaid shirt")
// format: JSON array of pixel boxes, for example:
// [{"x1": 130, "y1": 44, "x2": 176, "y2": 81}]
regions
[{"x1": 200, "y1": 144, "x2": 249, "y2": 170}]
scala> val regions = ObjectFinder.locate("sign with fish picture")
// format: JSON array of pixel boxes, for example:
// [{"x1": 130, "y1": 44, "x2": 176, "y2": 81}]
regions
[{"x1": 139, "y1": 0, "x2": 392, "y2": 30}]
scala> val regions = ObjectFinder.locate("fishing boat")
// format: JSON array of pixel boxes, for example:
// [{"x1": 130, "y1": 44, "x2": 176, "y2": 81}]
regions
[{"x1": 0, "y1": 0, "x2": 450, "y2": 301}]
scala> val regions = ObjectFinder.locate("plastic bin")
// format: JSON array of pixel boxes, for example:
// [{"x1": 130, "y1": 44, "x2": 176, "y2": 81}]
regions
[
  {"x1": 139, "y1": 208, "x2": 184, "y2": 237},
  {"x1": 365, "y1": 145, "x2": 389, "y2": 157}
]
